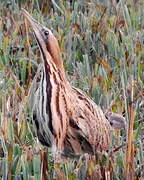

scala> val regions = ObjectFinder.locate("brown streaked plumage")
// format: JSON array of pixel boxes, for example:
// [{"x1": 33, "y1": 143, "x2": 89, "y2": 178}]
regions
[{"x1": 21, "y1": 9, "x2": 111, "y2": 158}]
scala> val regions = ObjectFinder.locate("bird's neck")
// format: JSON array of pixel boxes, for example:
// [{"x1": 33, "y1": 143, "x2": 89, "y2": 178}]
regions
[{"x1": 44, "y1": 58, "x2": 67, "y2": 87}]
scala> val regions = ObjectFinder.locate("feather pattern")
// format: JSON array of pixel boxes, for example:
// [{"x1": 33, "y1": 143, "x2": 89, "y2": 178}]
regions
[{"x1": 21, "y1": 8, "x2": 111, "y2": 158}]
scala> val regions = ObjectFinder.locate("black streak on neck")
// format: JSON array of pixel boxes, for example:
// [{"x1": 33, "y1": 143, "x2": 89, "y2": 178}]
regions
[{"x1": 35, "y1": 33, "x2": 54, "y2": 135}]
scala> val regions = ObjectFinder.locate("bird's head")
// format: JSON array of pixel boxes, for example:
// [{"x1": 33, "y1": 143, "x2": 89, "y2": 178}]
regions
[{"x1": 21, "y1": 8, "x2": 64, "y2": 72}]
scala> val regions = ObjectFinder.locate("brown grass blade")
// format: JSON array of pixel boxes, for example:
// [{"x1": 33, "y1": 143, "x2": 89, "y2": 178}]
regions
[
  {"x1": 0, "y1": 92, "x2": 9, "y2": 141},
  {"x1": 7, "y1": 67, "x2": 25, "y2": 96},
  {"x1": 126, "y1": 75, "x2": 135, "y2": 180},
  {"x1": 24, "y1": 17, "x2": 32, "y2": 92}
]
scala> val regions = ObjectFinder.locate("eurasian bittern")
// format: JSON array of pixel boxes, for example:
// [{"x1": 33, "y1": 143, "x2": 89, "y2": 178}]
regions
[{"x1": 21, "y1": 9, "x2": 111, "y2": 158}]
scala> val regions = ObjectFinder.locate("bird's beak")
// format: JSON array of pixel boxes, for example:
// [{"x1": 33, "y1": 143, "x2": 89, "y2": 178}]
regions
[
  {"x1": 21, "y1": 8, "x2": 65, "y2": 75},
  {"x1": 21, "y1": 8, "x2": 50, "y2": 60},
  {"x1": 21, "y1": 8, "x2": 43, "y2": 34}
]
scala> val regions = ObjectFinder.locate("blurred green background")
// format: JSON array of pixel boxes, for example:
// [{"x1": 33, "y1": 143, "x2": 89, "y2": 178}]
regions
[{"x1": 0, "y1": 0, "x2": 144, "y2": 179}]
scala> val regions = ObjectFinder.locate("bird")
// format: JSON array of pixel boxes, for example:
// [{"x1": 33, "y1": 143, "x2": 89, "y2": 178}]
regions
[{"x1": 21, "y1": 9, "x2": 111, "y2": 159}]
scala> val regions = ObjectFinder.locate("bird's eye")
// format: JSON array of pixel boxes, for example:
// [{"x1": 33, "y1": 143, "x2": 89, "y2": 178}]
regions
[{"x1": 44, "y1": 31, "x2": 49, "y2": 37}]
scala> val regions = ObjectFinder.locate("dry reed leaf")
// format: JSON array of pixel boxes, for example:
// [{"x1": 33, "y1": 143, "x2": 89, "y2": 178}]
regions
[
  {"x1": 7, "y1": 67, "x2": 25, "y2": 96},
  {"x1": 1, "y1": 92, "x2": 9, "y2": 141},
  {"x1": 97, "y1": 57, "x2": 112, "y2": 76},
  {"x1": 24, "y1": 14, "x2": 32, "y2": 91},
  {"x1": 126, "y1": 76, "x2": 135, "y2": 179},
  {"x1": 26, "y1": 146, "x2": 34, "y2": 162},
  {"x1": 86, "y1": 158, "x2": 103, "y2": 180},
  {"x1": 40, "y1": 150, "x2": 48, "y2": 180},
  {"x1": 55, "y1": 168, "x2": 66, "y2": 180}
]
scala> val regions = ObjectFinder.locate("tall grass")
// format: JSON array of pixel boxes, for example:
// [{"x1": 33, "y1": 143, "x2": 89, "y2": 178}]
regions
[{"x1": 0, "y1": 0, "x2": 144, "y2": 179}]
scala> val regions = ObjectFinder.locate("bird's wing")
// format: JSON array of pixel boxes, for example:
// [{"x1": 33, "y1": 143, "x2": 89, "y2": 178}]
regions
[{"x1": 66, "y1": 87, "x2": 111, "y2": 153}]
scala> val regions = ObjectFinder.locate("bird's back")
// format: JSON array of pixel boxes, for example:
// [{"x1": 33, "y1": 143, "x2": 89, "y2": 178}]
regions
[{"x1": 63, "y1": 87, "x2": 111, "y2": 156}]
